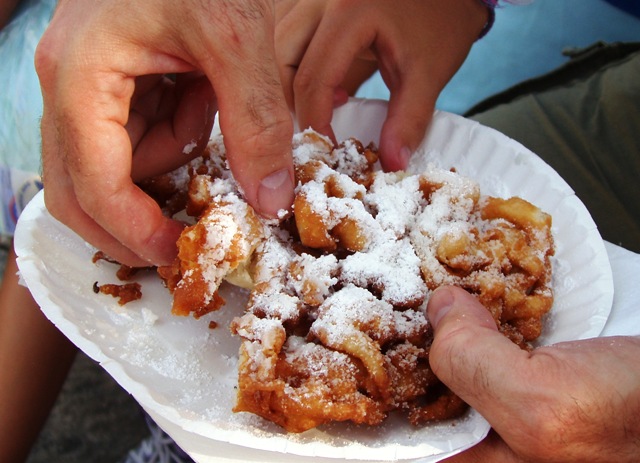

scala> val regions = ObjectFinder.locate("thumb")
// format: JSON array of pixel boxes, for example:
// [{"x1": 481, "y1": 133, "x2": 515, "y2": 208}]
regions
[{"x1": 427, "y1": 286, "x2": 531, "y2": 425}]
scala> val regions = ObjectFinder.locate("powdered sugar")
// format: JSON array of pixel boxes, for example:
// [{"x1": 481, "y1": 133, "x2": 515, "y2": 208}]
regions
[
  {"x1": 311, "y1": 285, "x2": 396, "y2": 345},
  {"x1": 167, "y1": 127, "x2": 554, "y2": 431},
  {"x1": 183, "y1": 139, "x2": 198, "y2": 155},
  {"x1": 366, "y1": 173, "x2": 422, "y2": 237},
  {"x1": 341, "y1": 237, "x2": 427, "y2": 307}
]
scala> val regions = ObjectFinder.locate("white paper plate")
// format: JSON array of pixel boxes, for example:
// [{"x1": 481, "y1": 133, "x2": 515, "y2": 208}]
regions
[{"x1": 14, "y1": 98, "x2": 613, "y2": 463}]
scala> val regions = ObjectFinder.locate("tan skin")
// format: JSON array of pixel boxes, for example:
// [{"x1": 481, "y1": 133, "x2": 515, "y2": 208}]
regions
[
  {"x1": 35, "y1": 0, "x2": 295, "y2": 268},
  {"x1": 0, "y1": 245, "x2": 77, "y2": 463},
  {"x1": 427, "y1": 286, "x2": 640, "y2": 463},
  {"x1": 32, "y1": 0, "x2": 640, "y2": 461},
  {"x1": 14, "y1": 2, "x2": 483, "y2": 462},
  {"x1": 274, "y1": 0, "x2": 488, "y2": 172},
  {"x1": 1, "y1": 3, "x2": 78, "y2": 461},
  {"x1": 0, "y1": 0, "x2": 20, "y2": 30},
  {"x1": 275, "y1": 4, "x2": 640, "y2": 459},
  {"x1": 34, "y1": 0, "x2": 487, "y2": 269}
]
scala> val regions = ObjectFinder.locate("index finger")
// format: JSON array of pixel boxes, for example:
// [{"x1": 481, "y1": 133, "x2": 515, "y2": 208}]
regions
[
  {"x1": 189, "y1": 0, "x2": 295, "y2": 218},
  {"x1": 378, "y1": 71, "x2": 439, "y2": 172},
  {"x1": 40, "y1": 67, "x2": 186, "y2": 267},
  {"x1": 292, "y1": 10, "x2": 373, "y2": 140}
]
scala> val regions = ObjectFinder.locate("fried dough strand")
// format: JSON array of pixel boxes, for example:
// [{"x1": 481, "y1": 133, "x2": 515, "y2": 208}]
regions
[{"x1": 145, "y1": 128, "x2": 554, "y2": 432}]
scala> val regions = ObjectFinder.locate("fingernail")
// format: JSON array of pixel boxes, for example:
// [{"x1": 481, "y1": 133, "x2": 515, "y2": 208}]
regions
[
  {"x1": 142, "y1": 219, "x2": 184, "y2": 267},
  {"x1": 429, "y1": 287, "x2": 455, "y2": 330},
  {"x1": 398, "y1": 146, "x2": 412, "y2": 169},
  {"x1": 258, "y1": 168, "x2": 294, "y2": 218}
]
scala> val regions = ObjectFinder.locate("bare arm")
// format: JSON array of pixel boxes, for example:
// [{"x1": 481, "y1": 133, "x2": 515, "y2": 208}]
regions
[
  {"x1": 0, "y1": 244, "x2": 77, "y2": 462},
  {"x1": 0, "y1": 0, "x2": 21, "y2": 30}
]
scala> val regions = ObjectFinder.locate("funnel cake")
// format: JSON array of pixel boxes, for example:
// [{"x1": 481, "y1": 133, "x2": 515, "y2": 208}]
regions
[{"x1": 152, "y1": 129, "x2": 554, "y2": 433}]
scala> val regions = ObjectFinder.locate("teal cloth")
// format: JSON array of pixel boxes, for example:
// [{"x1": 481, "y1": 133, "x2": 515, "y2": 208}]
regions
[
  {"x1": 0, "y1": 0, "x2": 54, "y2": 236},
  {"x1": 0, "y1": 0, "x2": 54, "y2": 172}
]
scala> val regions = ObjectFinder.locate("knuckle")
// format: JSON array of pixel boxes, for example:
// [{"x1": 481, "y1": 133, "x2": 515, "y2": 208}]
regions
[
  {"x1": 205, "y1": 0, "x2": 273, "y2": 37},
  {"x1": 245, "y1": 91, "x2": 291, "y2": 136},
  {"x1": 34, "y1": 34, "x2": 60, "y2": 87},
  {"x1": 292, "y1": 66, "x2": 317, "y2": 96},
  {"x1": 245, "y1": 115, "x2": 293, "y2": 160}
]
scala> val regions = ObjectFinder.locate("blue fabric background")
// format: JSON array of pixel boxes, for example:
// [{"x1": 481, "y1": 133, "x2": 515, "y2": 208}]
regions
[{"x1": 357, "y1": 0, "x2": 640, "y2": 114}]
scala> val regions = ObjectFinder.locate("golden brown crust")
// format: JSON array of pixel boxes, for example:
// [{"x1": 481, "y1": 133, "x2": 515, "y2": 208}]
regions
[{"x1": 147, "y1": 129, "x2": 554, "y2": 432}]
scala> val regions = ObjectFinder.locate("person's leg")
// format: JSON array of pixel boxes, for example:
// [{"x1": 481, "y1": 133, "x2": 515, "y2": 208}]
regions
[
  {"x1": 467, "y1": 43, "x2": 640, "y2": 252},
  {"x1": 0, "y1": 243, "x2": 77, "y2": 462}
]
